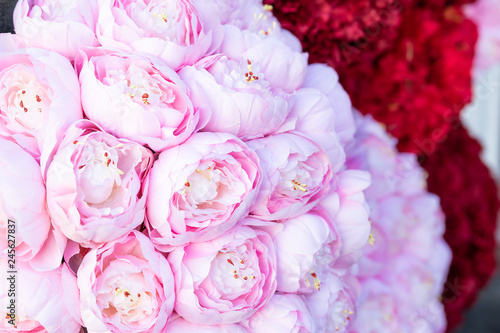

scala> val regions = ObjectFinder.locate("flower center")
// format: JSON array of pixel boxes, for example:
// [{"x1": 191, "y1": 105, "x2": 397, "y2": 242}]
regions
[
  {"x1": 97, "y1": 269, "x2": 155, "y2": 324},
  {"x1": 74, "y1": 140, "x2": 125, "y2": 205},
  {"x1": 209, "y1": 247, "x2": 257, "y2": 297},
  {"x1": 2, "y1": 66, "x2": 50, "y2": 130},
  {"x1": 183, "y1": 165, "x2": 222, "y2": 206}
]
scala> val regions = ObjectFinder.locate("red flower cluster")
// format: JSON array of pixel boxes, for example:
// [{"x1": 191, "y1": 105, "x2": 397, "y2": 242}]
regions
[
  {"x1": 421, "y1": 122, "x2": 499, "y2": 332},
  {"x1": 341, "y1": 5, "x2": 477, "y2": 155},
  {"x1": 264, "y1": 0, "x2": 403, "y2": 73}
]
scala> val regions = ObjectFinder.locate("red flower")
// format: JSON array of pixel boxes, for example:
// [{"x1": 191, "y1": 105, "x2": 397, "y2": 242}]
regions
[
  {"x1": 264, "y1": 0, "x2": 403, "y2": 72},
  {"x1": 421, "y1": 122, "x2": 499, "y2": 332},
  {"x1": 341, "y1": 5, "x2": 477, "y2": 155}
]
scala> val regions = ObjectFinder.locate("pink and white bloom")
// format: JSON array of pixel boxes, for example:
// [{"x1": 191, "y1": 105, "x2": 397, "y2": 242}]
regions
[
  {"x1": 46, "y1": 120, "x2": 154, "y2": 247},
  {"x1": 305, "y1": 273, "x2": 360, "y2": 333},
  {"x1": 248, "y1": 133, "x2": 332, "y2": 220},
  {"x1": 77, "y1": 48, "x2": 198, "y2": 152},
  {"x1": 168, "y1": 223, "x2": 277, "y2": 325},
  {"x1": 165, "y1": 315, "x2": 248, "y2": 332},
  {"x1": 95, "y1": 0, "x2": 222, "y2": 70},
  {"x1": 0, "y1": 35, "x2": 82, "y2": 174},
  {"x1": 269, "y1": 212, "x2": 340, "y2": 294},
  {"x1": 219, "y1": 29, "x2": 308, "y2": 92},
  {"x1": 242, "y1": 294, "x2": 316, "y2": 333},
  {"x1": 146, "y1": 132, "x2": 261, "y2": 250},
  {"x1": 13, "y1": 0, "x2": 99, "y2": 59},
  {"x1": 0, "y1": 261, "x2": 81, "y2": 332},
  {"x1": 0, "y1": 139, "x2": 65, "y2": 271},
  {"x1": 178, "y1": 55, "x2": 289, "y2": 140},
  {"x1": 77, "y1": 231, "x2": 175, "y2": 332}
]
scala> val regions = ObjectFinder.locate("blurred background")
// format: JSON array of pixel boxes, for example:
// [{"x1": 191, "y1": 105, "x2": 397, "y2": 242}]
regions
[{"x1": 0, "y1": 0, "x2": 499, "y2": 332}]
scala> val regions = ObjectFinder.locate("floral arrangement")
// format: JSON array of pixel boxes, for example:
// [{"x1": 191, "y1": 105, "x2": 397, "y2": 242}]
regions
[
  {"x1": 344, "y1": 112, "x2": 451, "y2": 333},
  {"x1": 421, "y1": 122, "x2": 500, "y2": 331},
  {"x1": 267, "y1": 0, "x2": 500, "y2": 331},
  {"x1": 0, "y1": 0, "x2": 452, "y2": 332}
]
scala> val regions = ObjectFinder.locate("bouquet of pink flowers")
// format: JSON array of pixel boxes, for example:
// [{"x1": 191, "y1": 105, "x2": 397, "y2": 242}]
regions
[{"x1": 0, "y1": 0, "x2": 450, "y2": 332}]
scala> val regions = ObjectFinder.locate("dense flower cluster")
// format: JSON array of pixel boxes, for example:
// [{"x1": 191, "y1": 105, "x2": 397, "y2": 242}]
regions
[
  {"x1": 341, "y1": 5, "x2": 477, "y2": 155},
  {"x1": 421, "y1": 122, "x2": 500, "y2": 332},
  {"x1": 346, "y1": 113, "x2": 450, "y2": 333},
  {"x1": 263, "y1": 0, "x2": 403, "y2": 73},
  {"x1": 0, "y1": 0, "x2": 454, "y2": 332}
]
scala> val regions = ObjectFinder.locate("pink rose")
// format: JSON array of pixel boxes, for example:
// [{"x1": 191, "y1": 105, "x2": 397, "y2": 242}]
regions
[
  {"x1": 77, "y1": 231, "x2": 175, "y2": 332},
  {"x1": 146, "y1": 132, "x2": 261, "y2": 250},
  {"x1": 247, "y1": 133, "x2": 332, "y2": 220},
  {"x1": 13, "y1": 0, "x2": 99, "y2": 59},
  {"x1": 95, "y1": 0, "x2": 222, "y2": 70},
  {"x1": 77, "y1": 48, "x2": 198, "y2": 152},
  {"x1": 305, "y1": 273, "x2": 360, "y2": 333},
  {"x1": 0, "y1": 139, "x2": 65, "y2": 271},
  {"x1": 168, "y1": 223, "x2": 277, "y2": 325},
  {"x1": 0, "y1": 261, "x2": 81, "y2": 332},
  {"x1": 178, "y1": 55, "x2": 289, "y2": 140},
  {"x1": 242, "y1": 294, "x2": 316, "y2": 333},
  {"x1": 46, "y1": 120, "x2": 153, "y2": 247},
  {"x1": 0, "y1": 34, "x2": 83, "y2": 174},
  {"x1": 165, "y1": 315, "x2": 248, "y2": 332}
]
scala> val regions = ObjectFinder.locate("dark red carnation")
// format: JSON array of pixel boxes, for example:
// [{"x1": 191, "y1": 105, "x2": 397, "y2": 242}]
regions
[
  {"x1": 421, "y1": 122, "x2": 499, "y2": 332},
  {"x1": 341, "y1": 5, "x2": 477, "y2": 155},
  {"x1": 264, "y1": 0, "x2": 403, "y2": 72}
]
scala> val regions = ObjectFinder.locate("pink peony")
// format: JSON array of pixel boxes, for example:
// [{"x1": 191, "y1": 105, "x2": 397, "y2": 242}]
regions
[
  {"x1": 165, "y1": 315, "x2": 248, "y2": 332},
  {"x1": 269, "y1": 212, "x2": 340, "y2": 294},
  {"x1": 95, "y1": 0, "x2": 222, "y2": 70},
  {"x1": 0, "y1": 34, "x2": 83, "y2": 174},
  {"x1": 146, "y1": 132, "x2": 261, "y2": 250},
  {"x1": 345, "y1": 112, "x2": 451, "y2": 332},
  {"x1": 0, "y1": 260, "x2": 81, "y2": 332},
  {"x1": 77, "y1": 231, "x2": 175, "y2": 332},
  {"x1": 168, "y1": 222, "x2": 277, "y2": 325},
  {"x1": 178, "y1": 55, "x2": 289, "y2": 140},
  {"x1": 242, "y1": 293, "x2": 316, "y2": 332},
  {"x1": 248, "y1": 133, "x2": 332, "y2": 220},
  {"x1": 77, "y1": 48, "x2": 198, "y2": 152},
  {"x1": 305, "y1": 272, "x2": 360, "y2": 333},
  {"x1": 13, "y1": 0, "x2": 99, "y2": 59},
  {"x1": 0, "y1": 139, "x2": 65, "y2": 271},
  {"x1": 46, "y1": 120, "x2": 153, "y2": 247},
  {"x1": 317, "y1": 170, "x2": 371, "y2": 268}
]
